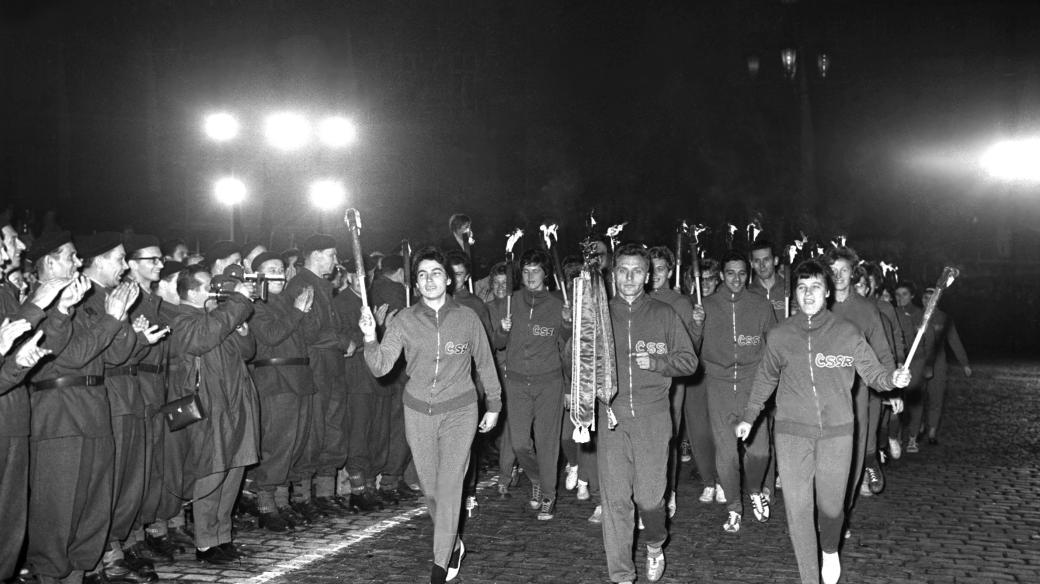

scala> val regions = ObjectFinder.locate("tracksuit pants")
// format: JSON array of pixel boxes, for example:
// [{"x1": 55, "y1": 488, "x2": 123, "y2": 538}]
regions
[
  {"x1": 505, "y1": 372, "x2": 565, "y2": 497},
  {"x1": 683, "y1": 378, "x2": 717, "y2": 488},
  {"x1": 707, "y1": 379, "x2": 770, "y2": 515},
  {"x1": 598, "y1": 409, "x2": 670, "y2": 583},
  {"x1": 775, "y1": 432, "x2": 852, "y2": 584},
  {"x1": 405, "y1": 402, "x2": 478, "y2": 570}
]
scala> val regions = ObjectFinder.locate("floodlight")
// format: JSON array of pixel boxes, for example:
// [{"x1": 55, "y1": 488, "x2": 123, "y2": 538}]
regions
[
  {"x1": 214, "y1": 177, "x2": 247, "y2": 206},
  {"x1": 203, "y1": 112, "x2": 240, "y2": 142},
  {"x1": 981, "y1": 139, "x2": 1040, "y2": 182},
  {"x1": 318, "y1": 116, "x2": 358, "y2": 148},
  {"x1": 309, "y1": 179, "x2": 347, "y2": 210},
  {"x1": 265, "y1": 112, "x2": 312, "y2": 151}
]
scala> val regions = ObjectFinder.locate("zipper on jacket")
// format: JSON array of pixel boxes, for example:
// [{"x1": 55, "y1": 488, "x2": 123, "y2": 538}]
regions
[
  {"x1": 731, "y1": 293, "x2": 738, "y2": 392},
  {"x1": 430, "y1": 308, "x2": 441, "y2": 415},
  {"x1": 806, "y1": 314, "x2": 823, "y2": 434},
  {"x1": 627, "y1": 303, "x2": 635, "y2": 417}
]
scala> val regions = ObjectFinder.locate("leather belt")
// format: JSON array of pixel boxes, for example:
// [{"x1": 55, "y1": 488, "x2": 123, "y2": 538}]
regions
[
  {"x1": 137, "y1": 364, "x2": 166, "y2": 375},
  {"x1": 253, "y1": 357, "x2": 310, "y2": 368},
  {"x1": 34, "y1": 375, "x2": 106, "y2": 391},
  {"x1": 106, "y1": 366, "x2": 138, "y2": 377}
]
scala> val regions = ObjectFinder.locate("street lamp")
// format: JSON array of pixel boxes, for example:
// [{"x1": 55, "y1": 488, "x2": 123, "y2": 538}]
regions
[
  {"x1": 265, "y1": 112, "x2": 311, "y2": 151},
  {"x1": 318, "y1": 116, "x2": 358, "y2": 148},
  {"x1": 204, "y1": 112, "x2": 240, "y2": 142},
  {"x1": 214, "y1": 176, "x2": 247, "y2": 240},
  {"x1": 980, "y1": 138, "x2": 1040, "y2": 183},
  {"x1": 310, "y1": 179, "x2": 347, "y2": 232}
]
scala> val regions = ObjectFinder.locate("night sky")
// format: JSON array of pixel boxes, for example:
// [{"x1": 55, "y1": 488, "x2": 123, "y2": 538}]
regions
[{"x1": 2, "y1": 0, "x2": 1040, "y2": 351}]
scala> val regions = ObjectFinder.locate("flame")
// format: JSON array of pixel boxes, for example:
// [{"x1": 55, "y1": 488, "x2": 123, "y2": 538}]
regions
[
  {"x1": 753, "y1": 225, "x2": 762, "y2": 242},
  {"x1": 540, "y1": 223, "x2": 559, "y2": 249},
  {"x1": 727, "y1": 224, "x2": 738, "y2": 237},
  {"x1": 880, "y1": 261, "x2": 896, "y2": 277},
  {"x1": 589, "y1": 211, "x2": 597, "y2": 228},
  {"x1": 839, "y1": 235, "x2": 847, "y2": 247},
  {"x1": 815, "y1": 245, "x2": 825, "y2": 257},
  {"x1": 680, "y1": 220, "x2": 689, "y2": 234},
  {"x1": 606, "y1": 222, "x2": 627, "y2": 238},
  {"x1": 943, "y1": 266, "x2": 960, "y2": 286},
  {"x1": 505, "y1": 228, "x2": 524, "y2": 253},
  {"x1": 692, "y1": 224, "x2": 707, "y2": 244},
  {"x1": 787, "y1": 244, "x2": 797, "y2": 264}
]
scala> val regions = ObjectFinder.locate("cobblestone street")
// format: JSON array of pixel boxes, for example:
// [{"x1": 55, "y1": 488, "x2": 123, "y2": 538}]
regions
[{"x1": 156, "y1": 361, "x2": 1040, "y2": 583}]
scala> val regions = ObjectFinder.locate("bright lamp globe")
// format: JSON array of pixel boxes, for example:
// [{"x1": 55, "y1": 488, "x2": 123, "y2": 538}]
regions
[
  {"x1": 309, "y1": 179, "x2": 347, "y2": 210},
  {"x1": 204, "y1": 113, "x2": 239, "y2": 142},
  {"x1": 214, "y1": 177, "x2": 247, "y2": 206},
  {"x1": 265, "y1": 112, "x2": 312, "y2": 151},
  {"x1": 318, "y1": 116, "x2": 358, "y2": 148}
]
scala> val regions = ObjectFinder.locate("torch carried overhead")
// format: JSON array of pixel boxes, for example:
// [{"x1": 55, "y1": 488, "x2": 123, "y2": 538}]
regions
[
  {"x1": 689, "y1": 223, "x2": 707, "y2": 305},
  {"x1": 460, "y1": 222, "x2": 476, "y2": 293},
  {"x1": 901, "y1": 267, "x2": 960, "y2": 368},
  {"x1": 504, "y1": 228, "x2": 524, "y2": 318},
  {"x1": 540, "y1": 223, "x2": 568, "y2": 304},
  {"x1": 676, "y1": 221, "x2": 688, "y2": 291},
  {"x1": 401, "y1": 239, "x2": 412, "y2": 307},
  {"x1": 344, "y1": 208, "x2": 368, "y2": 308}
]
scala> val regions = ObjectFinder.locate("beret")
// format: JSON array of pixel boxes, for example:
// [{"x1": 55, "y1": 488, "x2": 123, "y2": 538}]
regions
[
  {"x1": 25, "y1": 231, "x2": 73, "y2": 263},
  {"x1": 76, "y1": 231, "x2": 123, "y2": 260},
  {"x1": 251, "y1": 251, "x2": 283, "y2": 272},
  {"x1": 159, "y1": 260, "x2": 185, "y2": 280},
  {"x1": 301, "y1": 234, "x2": 337, "y2": 255},
  {"x1": 205, "y1": 240, "x2": 241, "y2": 262},
  {"x1": 125, "y1": 234, "x2": 160, "y2": 257}
]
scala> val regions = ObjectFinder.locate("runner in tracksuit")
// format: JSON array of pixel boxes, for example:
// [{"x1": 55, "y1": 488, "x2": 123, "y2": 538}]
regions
[
  {"x1": 693, "y1": 251, "x2": 776, "y2": 533},
  {"x1": 598, "y1": 244, "x2": 698, "y2": 584},
  {"x1": 737, "y1": 260, "x2": 910, "y2": 584},
  {"x1": 361, "y1": 247, "x2": 501, "y2": 584}
]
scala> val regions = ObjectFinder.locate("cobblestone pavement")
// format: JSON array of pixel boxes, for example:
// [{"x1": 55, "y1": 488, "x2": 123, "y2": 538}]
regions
[{"x1": 157, "y1": 361, "x2": 1040, "y2": 583}]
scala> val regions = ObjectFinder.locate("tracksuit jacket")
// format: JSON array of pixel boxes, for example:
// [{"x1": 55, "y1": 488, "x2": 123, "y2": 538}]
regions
[
  {"x1": 365, "y1": 297, "x2": 502, "y2": 415},
  {"x1": 607, "y1": 292, "x2": 699, "y2": 421},
  {"x1": 497, "y1": 288, "x2": 571, "y2": 378},
  {"x1": 695, "y1": 287, "x2": 777, "y2": 388},
  {"x1": 742, "y1": 308, "x2": 896, "y2": 439}
]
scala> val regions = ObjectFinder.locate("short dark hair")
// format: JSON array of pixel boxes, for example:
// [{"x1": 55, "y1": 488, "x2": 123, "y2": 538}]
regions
[
  {"x1": 561, "y1": 255, "x2": 583, "y2": 281},
  {"x1": 793, "y1": 259, "x2": 832, "y2": 292},
  {"x1": 411, "y1": 246, "x2": 447, "y2": 283},
  {"x1": 161, "y1": 238, "x2": 186, "y2": 258},
  {"x1": 489, "y1": 261, "x2": 509, "y2": 278},
  {"x1": 448, "y1": 214, "x2": 471, "y2": 234},
  {"x1": 518, "y1": 249, "x2": 552, "y2": 277},
  {"x1": 825, "y1": 245, "x2": 860, "y2": 266},
  {"x1": 699, "y1": 257, "x2": 721, "y2": 274},
  {"x1": 177, "y1": 264, "x2": 209, "y2": 300},
  {"x1": 648, "y1": 246, "x2": 675, "y2": 270},
  {"x1": 894, "y1": 280, "x2": 917, "y2": 296},
  {"x1": 613, "y1": 243, "x2": 650, "y2": 269},
  {"x1": 721, "y1": 251, "x2": 748, "y2": 272},
  {"x1": 749, "y1": 239, "x2": 776, "y2": 257},
  {"x1": 444, "y1": 250, "x2": 472, "y2": 275}
]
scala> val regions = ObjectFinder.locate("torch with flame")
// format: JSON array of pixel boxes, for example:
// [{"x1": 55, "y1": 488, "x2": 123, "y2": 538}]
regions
[
  {"x1": 727, "y1": 223, "x2": 738, "y2": 249},
  {"x1": 540, "y1": 223, "x2": 569, "y2": 303},
  {"x1": 690, "y1": 224, "x2": 709, "y2": 305},
  {"x1": 606, "y1": 222, "x2": 627, "y2": 252},
  {"x1": 504, "y1": 228, "x2": 524, "y2": 317},
  {"x1": 676, "y1": 221, "x2": 689, "y2": 290}
]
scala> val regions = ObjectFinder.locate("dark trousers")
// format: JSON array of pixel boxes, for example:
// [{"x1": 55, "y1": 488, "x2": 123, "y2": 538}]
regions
[
  {"x1": 378, "y1": 384, "x2": 412, "y2": 486},
  {"x1": 707, "y1": 380, "x2": 771, "y2": 515},
  {"x1": 505, "y1": 374, "x2": 565, "y2": 497},
  {"x1": 346, "y1": 390, "x2": 386, "y2": 484},
  {"x1": 776, "y1": 432, "x2": 852, "y2": 584},
  {"x1": 28, "y1": 436, "x2": 114, "y2": 579},
  {"x1": 109, "y1": 415, "x2": 146, "y2": 545},
  {"x1": 133, "y1": 408, "x2": 165, "y2": 533},
  {"x1": 598, "y1": 410, "x2": 671, "y2": 583},
  {"x1": 157, "y1": 424, "x2": 194, "y2": 522},
  {"x1": 308, "y1": 351, "x2": 349, "y2": 479},
  {"x1": 683, "y1": 379, "x2": 716, "y2": 487},
  {"x1": 0, "y1": 436, "x2": 28, "y2": 580},
  {"x1": 253, "y1": 392, "x2": 312, "y2": 490},
  {"x1": 925, "y1": 353, "x2": 951, "y2": 434},
  {"x1": 560, "y1": 410, "x2": 599, "y2": 495},
  {"x1": 668, "y1": 381, "x2": 685, "y2": 490}
]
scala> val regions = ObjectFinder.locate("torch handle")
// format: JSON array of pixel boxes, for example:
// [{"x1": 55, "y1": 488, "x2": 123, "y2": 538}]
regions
[
  {"x1": 902, "y1": 271, "x2": 956, "y2": 366},
  {"x1": 345, "y1": 210, "x2": 368, "y2": 309},
  {"x1": 783, "y1": 264, "x2": 791, "y2": 318},
  {"x1": 675, "y1": 230, "x2": 683, "y2": 291},
  {"x1": 462, "y1": 237, "x2": 474, "y2": 293},
  {"x1": 690, "y1": 242, "x2": 702, "y2": 305}
]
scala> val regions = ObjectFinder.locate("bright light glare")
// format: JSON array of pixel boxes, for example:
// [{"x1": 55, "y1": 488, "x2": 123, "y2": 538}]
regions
[
  {"x1": 318, "y1": 116, "x2": 358, "y2": 148},
  {"x1": 214, "y1": 177, "x2": 247, "y2": 206},
  {"x1": 309, "y1": 179, "x2": 347, "y2": 210},
  {"x1": 265, "y1": 112, "x2": 312, "y2": 151},
  {"x1": 981, "y1": 138, "x2": 1040, "y2": 182},
  {"x1": 204, "y1": 113, "x2": 239, "y2": 142}
]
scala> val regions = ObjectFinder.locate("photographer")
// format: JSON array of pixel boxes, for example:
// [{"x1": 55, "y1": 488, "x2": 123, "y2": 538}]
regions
[{"x1": 168, "y1": 265, "x2": 257, "y2": 565}]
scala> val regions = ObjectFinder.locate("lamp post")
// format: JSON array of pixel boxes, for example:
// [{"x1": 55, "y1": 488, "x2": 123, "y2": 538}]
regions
[{"x1": 214, "y1": 176, "x2": 246, "y2": 240}]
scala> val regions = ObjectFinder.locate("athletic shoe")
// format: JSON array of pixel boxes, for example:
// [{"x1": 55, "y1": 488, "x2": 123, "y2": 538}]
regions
[
  {"x1": 445, "y1": 540, "x2": 465, "y2": 581},
  {"x1": 749, "y1": 492, "x2": 769, "y2": 522},
  {"x1": 775, "y1": 475, "x2": 782, "y2": 491},
  {"x1": 879, "y1": 449, "x2": 889, "y2": 465},
  {"x1": 680, "y1": 439, "x2": 693, "y2": 462},
  {"x1": 723, "y1": 511, "x2": 741, "y2": 533},
  {"x1": 821, "y1": 551, "x2": 841, "y2": 584},
  {"x1": 576, "y1": 480, "x2": 590, "y2": 501},
  {"x1": 638, "y1": 516, "x2": 645, "y2": 530},
  {"x1": 646, "y1": 546, "x2": 666, "y2": 582},
  {"x1": 497, "y1": 483, "x2": 511, "y2": 499},
  {"x1": 529, "y1": 483, "x2": 542, "y2": 510},
  {"x1": 888, "y1": 437, "x2": 902, "y2": 460},
  {"x1": 715, "y1": 484, "x2": 727, "y2": 504},
  {"x1": 537, "y1": 497, "x2": 556, "y2": 521},
  {"x1": 465, "y1": 495, "x2": 479, "y2": 518},
  {"x1": 699, "y1": 485, "x2": 716, "y2": 503},
  {"x1": 431, "y1": 563, "x2": 448, "y2": 584},
  {"x1": 866, "y1": 464, "x2": 885, "y2": 494},
  {"x1": 667, "y1": 491, "x2": 676, "y2": 518},
  {"x1": 844, "y1": 528, "x2": 852, "y2": 539},
  {"x1": 588, "y1": 505, "x2": 603, "y2": 523},
  {"x1": 906, "y1": 436, "x2": 920, "y2": 454},
  {"x1": 859, "y1": 480, "x2": 873, "y2": 497},
  {"x1": 564, "y1": 464, "x2": 579, "y2": 490},
  {"x1": 508, "y1": 465, "x2": 522, "y2": 488}
]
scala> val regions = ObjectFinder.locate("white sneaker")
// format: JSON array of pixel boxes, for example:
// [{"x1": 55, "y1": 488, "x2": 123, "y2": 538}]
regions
[
  {"x1": 859, "y1": 478, "x2": 873, "y2": 497},
  {"x1": 775, "y1": 475, "x2": 782, "y2": 491},
  {"x1": 446, "y1": 539, "x2": 465, "y2": 581},
  {"x1": 564, "y1": 464, "x2": 579, "y2": 491},
  {"x1": 638, "y1": 516, "x2": 645, "y2": 530},
  {"x1": 698, "y1": 485, "x2": 716, "y2": 503},
  {"x1": 749, "y1": 492, "x2": 770, "y2": 522},
  {"x1": 821, "y1": 551, "x2": 841, "y2": 584},
  {"x1": 576, "y1": 480, "x2": 590, "y2": 501},
  {"x1": 906, "y1": 436, "x2": 920, "y2": 454},
  {"x1": 667, "y1": 491, "x2": 676, "y2": 518},
  {"x1": 588, "y1": 504, "x2": 602, "y2": 523},
  {"x1": 646, "y1": 546, "x2": 666, "y2": 582},
  {"x1": 888, "y1": 437, "x2": 903, "y2": 460},
  {"x1": 723, "y1": 511, "x2": 741, "y2": 533},
  {"x1": 715, "y1": 484, "x2": 727, "y2": 504}
]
